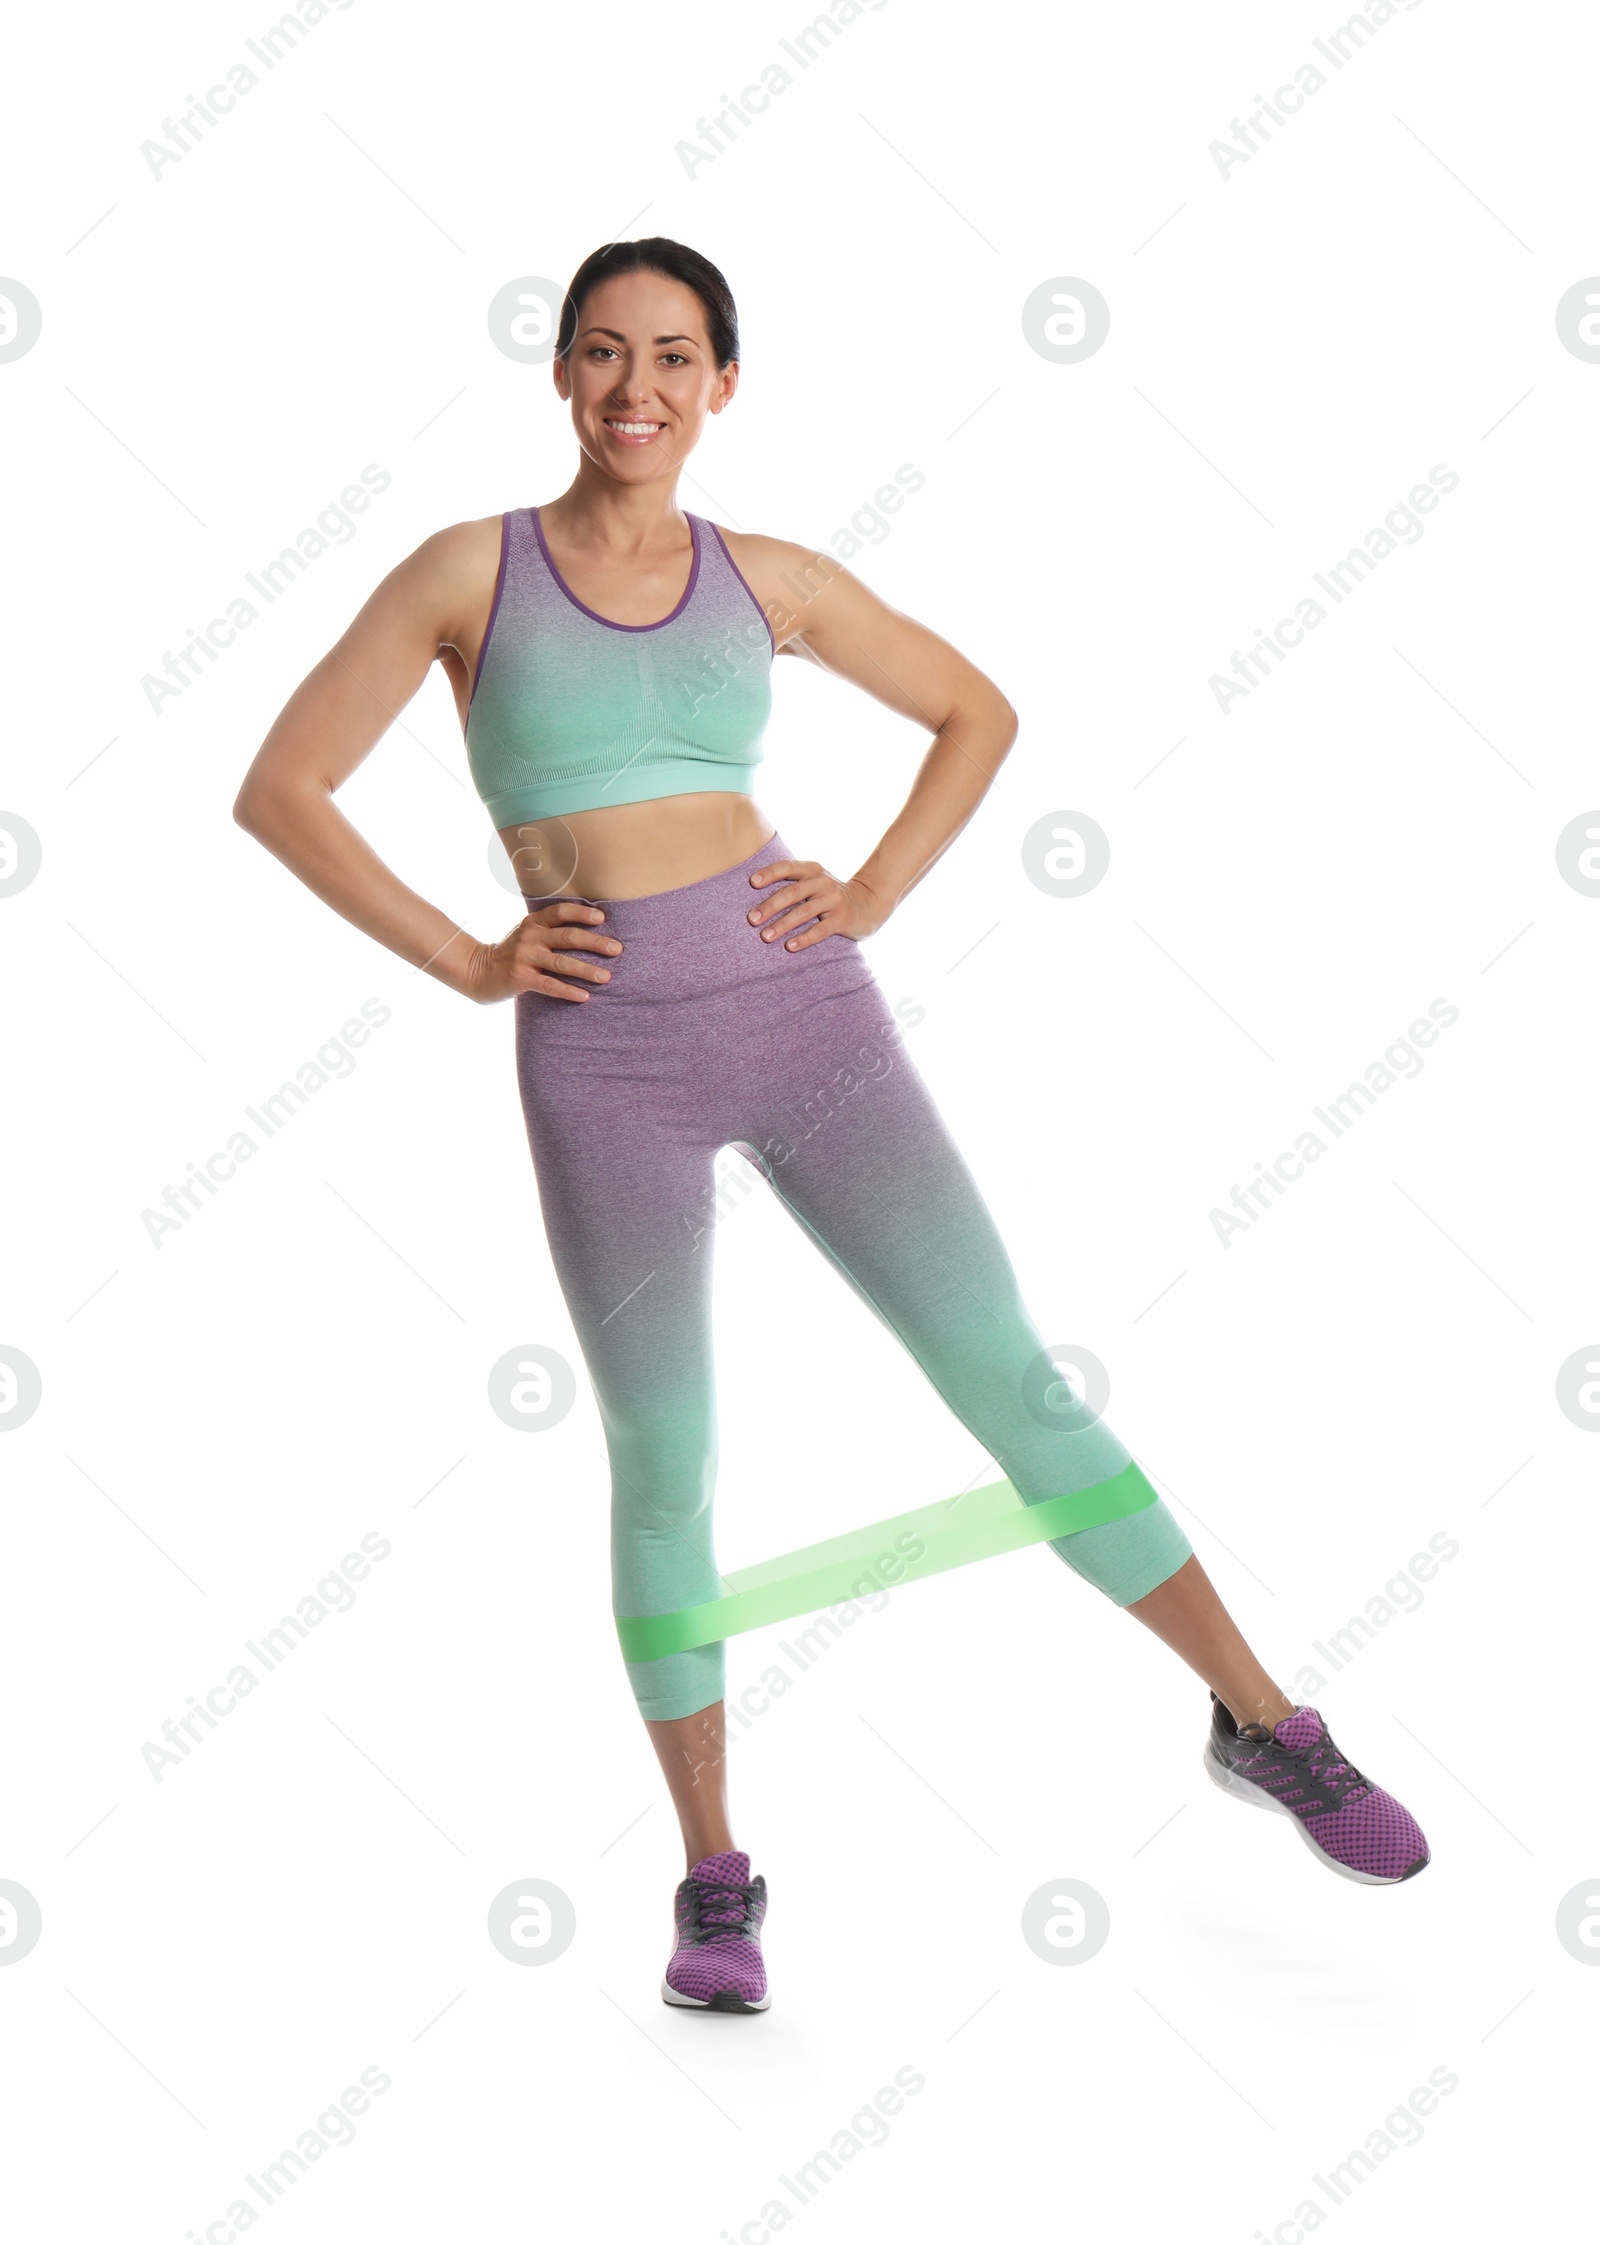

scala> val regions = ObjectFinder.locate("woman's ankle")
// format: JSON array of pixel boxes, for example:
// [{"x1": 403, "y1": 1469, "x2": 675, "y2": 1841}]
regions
[
  {"x1": 1221, "y1": 1683, "x2": 1297, "y2": 1732},
  {"x1": 684, "y1": 1835, "x2": 739, "y2": 1872}
]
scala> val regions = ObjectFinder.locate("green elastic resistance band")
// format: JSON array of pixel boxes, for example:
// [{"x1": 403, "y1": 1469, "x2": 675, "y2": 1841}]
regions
[{"x1": 614, "y1": 1458, "x2": 1159, "y2": 1664}]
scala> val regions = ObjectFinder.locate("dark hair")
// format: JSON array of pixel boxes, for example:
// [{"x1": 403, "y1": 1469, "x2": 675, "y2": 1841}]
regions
[{"x1": 555, "y1": 237, "x2": 740, "y2": 370}]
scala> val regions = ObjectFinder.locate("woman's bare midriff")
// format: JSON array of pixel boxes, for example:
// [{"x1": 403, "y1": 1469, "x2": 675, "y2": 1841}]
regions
[{"x1": 494, "y1": 792, "x2": 778, "y2": 902}]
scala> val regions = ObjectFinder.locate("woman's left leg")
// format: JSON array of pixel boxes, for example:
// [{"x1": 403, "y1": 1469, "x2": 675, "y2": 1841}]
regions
[
  {"x1": 733, "y1": 969, "x2": 1293, "y2": 1722},
  {"x1": 716, "y1": 882, "x2": 1425, "y2": 1884},
  {"x1": 1122, "y1": 1558, "x2": 1292, "y2": 1729}
]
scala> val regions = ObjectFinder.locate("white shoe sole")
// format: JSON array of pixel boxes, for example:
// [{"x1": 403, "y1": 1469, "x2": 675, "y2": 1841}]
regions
[
  {"x1": 660, "y1": 1976, "x2": 771, "y2": 2012},
  {"x1": 1203, "y1": 1743, "x2": 1423, "y2": 1887}
]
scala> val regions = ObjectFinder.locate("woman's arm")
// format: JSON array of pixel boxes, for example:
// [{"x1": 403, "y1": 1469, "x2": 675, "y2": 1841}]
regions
[
  {"x1": 721, "y1": 531, "x2": 1020, "y2": 948},
  {"x1": 232, "y1": 520, "x2": 620, "y2": 1004}
]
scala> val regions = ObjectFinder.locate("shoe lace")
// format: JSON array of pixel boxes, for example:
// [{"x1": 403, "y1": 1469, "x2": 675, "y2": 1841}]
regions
[
  {"x1": 1238, "y1": 1713, "x2": 1372, "y2": 1804},
  {"x1": 686, "y1": 1879, "x2": 753, "y2": 1943},
  {"x1": 1300, "y1": 1736, "x2": 1371, "y2": 1803}
]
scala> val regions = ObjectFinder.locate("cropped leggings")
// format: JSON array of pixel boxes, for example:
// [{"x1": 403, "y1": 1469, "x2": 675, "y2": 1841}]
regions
[{"x1": 515, "y1": 831, "x2": 1192, "y2": 1722}]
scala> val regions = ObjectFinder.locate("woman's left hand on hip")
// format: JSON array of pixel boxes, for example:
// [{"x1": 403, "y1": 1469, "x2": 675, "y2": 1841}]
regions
[{"x1": 746, "y1": 861, "x2": 887, "y2": 948}]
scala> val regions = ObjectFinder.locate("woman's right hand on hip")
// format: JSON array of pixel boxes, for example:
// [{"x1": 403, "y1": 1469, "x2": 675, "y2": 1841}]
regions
[{"x1": 465, "y1": 902, "x2": 622, "y2": 1003}]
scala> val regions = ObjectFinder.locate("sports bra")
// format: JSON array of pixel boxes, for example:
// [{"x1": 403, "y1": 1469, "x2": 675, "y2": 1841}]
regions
[{"x1": 464, "y1": 507, "x2": 775, "y2": 826}]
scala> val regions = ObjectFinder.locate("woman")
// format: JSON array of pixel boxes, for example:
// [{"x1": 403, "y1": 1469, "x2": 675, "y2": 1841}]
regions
[{"x1": 235, "y1": 238, "x2": 1429, "y2": 2015}]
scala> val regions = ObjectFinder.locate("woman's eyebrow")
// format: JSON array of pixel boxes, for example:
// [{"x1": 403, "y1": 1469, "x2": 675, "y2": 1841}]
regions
[{"x1": 580, "y1": 325, "x2": 698, "y2": 346}]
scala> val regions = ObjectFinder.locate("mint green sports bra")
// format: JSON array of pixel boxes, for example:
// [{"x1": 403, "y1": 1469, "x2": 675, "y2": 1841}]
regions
[{"x1": 464, "y1": 508, "x2": 774, "y2": 826}]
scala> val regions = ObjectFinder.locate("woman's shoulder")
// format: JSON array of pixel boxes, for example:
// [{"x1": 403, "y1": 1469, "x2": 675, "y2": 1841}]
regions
[
  {"x1": 710, "y1": 525, "x2": 854, "y2": 646},
  {"x1": 384, "y1": 511, "x2": 509, "y2": 608},
  {"x1": 355, "y1": 513, "x2": 514, "y2": 656},
  {"x1": 420, "y1": 510, "x2": 512, "y2": 571},
  {"x1": 712, "y1": 524, "x2": 833, "y2": 577}
]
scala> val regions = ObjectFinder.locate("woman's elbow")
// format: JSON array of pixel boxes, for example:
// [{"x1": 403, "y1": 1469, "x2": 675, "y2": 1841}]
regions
[
  {"x1": 949, "y1": 681, "x2": 1018, "y2": 757},
  {"x1": 984, "y1": 686, "x2": 1020, "y2": 754},
  {"x1": 233, "y1": 752, "x2": 328, "y2": 837},
  {"x1": 233, "y1": 770, "x2": 310, "y2": 844},
  {"x1": 232, "y1": 777, "x2": 274, "y2": 836}
]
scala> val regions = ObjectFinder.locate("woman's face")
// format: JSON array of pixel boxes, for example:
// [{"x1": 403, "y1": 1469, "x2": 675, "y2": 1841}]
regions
[{"x1": 554, "y1": 269, "x2": 738, "y2": 481}]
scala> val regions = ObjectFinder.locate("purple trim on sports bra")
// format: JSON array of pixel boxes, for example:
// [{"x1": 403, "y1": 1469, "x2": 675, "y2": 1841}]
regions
[
  {"x1": 530, "y1": 506, "x2": 703, "y2": 633},
  {"x1": 467, "y1": 511, "x2": 512, "y2": 711},
  {"x1": 708, "y1": 522, "x2": 776, "y2": 656}
]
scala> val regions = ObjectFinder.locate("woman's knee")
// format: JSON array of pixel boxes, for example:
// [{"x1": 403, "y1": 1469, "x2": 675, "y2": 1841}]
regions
[{"x1": 625, "y1": 1643, "x2": 725, "y2": 1723}]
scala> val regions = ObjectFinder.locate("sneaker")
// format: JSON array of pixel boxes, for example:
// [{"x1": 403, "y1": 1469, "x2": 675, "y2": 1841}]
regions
[
  {"x1": 661, "y1": 1849, "x2": 770, "y2": 2012},
  {"x1": 1204, "y1": 1692, "x2": 1430, "y2": 1885}
]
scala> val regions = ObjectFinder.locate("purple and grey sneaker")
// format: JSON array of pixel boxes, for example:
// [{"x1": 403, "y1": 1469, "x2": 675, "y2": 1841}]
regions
[
  {"x1": 1204, "y1": 1692, "x2": 1430, "y2": 1885},
  {"x1": 662, "y1": 1849, "x2": 770, "y2": 2012}
]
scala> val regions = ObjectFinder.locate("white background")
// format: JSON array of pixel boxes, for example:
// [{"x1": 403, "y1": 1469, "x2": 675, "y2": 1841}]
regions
[{"x1": 2, "y1": 1, "x2": 1594, "y2": 2237}]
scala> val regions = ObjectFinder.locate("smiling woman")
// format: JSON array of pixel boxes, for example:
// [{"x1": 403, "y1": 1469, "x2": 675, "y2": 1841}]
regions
[{"x1": 232, "y1": 233, "x2": 1431, "y2": 2020}]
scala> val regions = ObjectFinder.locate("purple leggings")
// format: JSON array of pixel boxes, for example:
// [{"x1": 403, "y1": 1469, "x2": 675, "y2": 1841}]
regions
[{"x1": 515, "y1": 831, "x2": 1191, "y2": 1721}]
